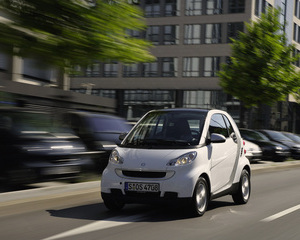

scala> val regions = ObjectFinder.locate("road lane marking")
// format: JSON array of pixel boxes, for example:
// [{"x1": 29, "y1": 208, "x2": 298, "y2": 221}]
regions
[
  {"x1": 41, "y1": 214, "x2": 145, "y2": 240},
  {"x1": 261, "y1": 204, "x2": 300, "y2": 222}
]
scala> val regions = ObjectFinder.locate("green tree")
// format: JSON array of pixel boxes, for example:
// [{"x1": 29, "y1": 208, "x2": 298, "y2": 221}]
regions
[
  {"x1": 0, "y1": 0, "x2": 155, "y2": 76},
  {"x1": 218, "y1": 8, "x2": 300, "y2": 108}
]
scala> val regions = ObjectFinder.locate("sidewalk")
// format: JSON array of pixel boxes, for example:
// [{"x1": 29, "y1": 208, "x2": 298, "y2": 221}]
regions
[
  {"x1": 250, "y1": 160, "x2": 300, "y2": 172},
  {"x1": 1, "y1": 160, "x2": 300, "y2": 206}
]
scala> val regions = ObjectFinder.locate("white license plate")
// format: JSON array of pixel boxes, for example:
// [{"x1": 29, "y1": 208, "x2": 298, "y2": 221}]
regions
[
  {"x1": 125, "y1": 182, "x2": 160, "y2": 192},
  {"x1": 42, "y1": 166, "x2": 80, "y2": 175}
]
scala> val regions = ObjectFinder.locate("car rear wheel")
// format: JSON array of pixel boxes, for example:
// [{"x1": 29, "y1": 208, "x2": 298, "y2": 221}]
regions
[
  {"x1": 190, "y1": 177, "x2": 209, "y2": 217},
  {"x1": 232, "y1": 169, "x2": 251, "y2": 204}
]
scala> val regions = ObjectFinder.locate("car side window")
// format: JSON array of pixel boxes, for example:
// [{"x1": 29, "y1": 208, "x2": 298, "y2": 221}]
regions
[
  {"x1": 223, "y1": 115, "x2": 234, "y2": 135},
  {"x1": 209, "y1": 114, "x2": 229, "y2": 138}
]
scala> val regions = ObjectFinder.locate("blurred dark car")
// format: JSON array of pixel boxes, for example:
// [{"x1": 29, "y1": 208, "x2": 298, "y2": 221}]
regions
[
  {"x1": 258, "y1": 129, "x2": 300, "y2": 159},
  {"x1": 64, "y1": 111, "x2": 132, "y2": 171},
  {"x1": 239, "y1": 128, "x2": 290, "y2": 161},
  {"x1": 0, "y1": 108, "x2": 92, "y2": 186}
]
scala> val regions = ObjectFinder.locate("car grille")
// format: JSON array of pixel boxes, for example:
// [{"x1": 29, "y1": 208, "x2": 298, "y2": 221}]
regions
[{"x1": 122, "y1": 170, "x2": 166, "y2": 178}]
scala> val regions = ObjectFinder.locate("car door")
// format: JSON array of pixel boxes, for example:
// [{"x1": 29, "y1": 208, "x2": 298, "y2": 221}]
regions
[{"x1": 208, "y1": 113, "x2": 238, "y2": 193}]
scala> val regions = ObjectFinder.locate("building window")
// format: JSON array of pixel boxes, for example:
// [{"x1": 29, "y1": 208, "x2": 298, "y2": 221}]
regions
[
  {"x1": 255, "y1": 0, "x2": 259, "y2": 16},
  {"x1": 142, "y1": 61, "x2": 158, "y2": 77},
  {"x1": 163, "y1": 25, "x2": 179, "y2": 45},
  {"x1": 255, "y1": 0, "x2": 272, "y2": 17},
  {"x1": 23, "y1": 58, "x2": 55, "y2": 82},
  {"x1": 162, "y1": 57, "x2": 178, "y2": 77},
  {"x1": 146, "y1": 25, "x2": 178, "y2": 45},
  {"x1": 145, "y1": 0, "x2": 160, "y2": 17},
  {"x1": 294, "y1": 49, "x2": 300, "y2": 67},
  {"x1": 123, "y1": 63, "x2": 139, "y2": 77},
  {"x1": 146, "y1": 26, "x2": 160, "y2": 45},
  {"x1": 296, "y1": 0, "x2": 300, "y2": 19},
  {"x1": 227, "y1": 22, "x2": 244, "y2": 42},
  {"x1": 205, "y1": 23, "x2": 222, "y2": 44},
  {"x1": 184, "y1": 24, "x2": 201, "y2": 44},
  {"x1": 228, "y1": 0, "x2": 245, "y2": 13},
  {"x1": 203, "y1": 57, "x2": 220, "y2": 77},
  {"x1": 165, "y1": 0, "x2": 180, "y2": 16},
  {"x1": 104, "y1": 62, "x2": 118, "y2": 77},
  {"x1": 0, "y1": 52, "x2": 9, "y2": 71},
  {"x1": 279, "y1": 0, "x2": 286, "y2": 31},
  {"x1": 185, "y1": 0, "x2": 202, "y2": 16},
  {"x1": 183, "y1": 90, "x2": 226, "y2": 109},
  {"x1": 206, "y1": 0, "x2": 223, "y2": 15},
  {"x1": 295, "y1": 24, "x2": 300, "y2": 43},
  {"x1": 126, "y1": 29, "x2": 141, "y2": 38},
  {"x1": 83, "y1": 63, "x2": 100, "y2": 77},
  {"x1": 183, "y1": 57, "x2": 200, "y2": 77}
]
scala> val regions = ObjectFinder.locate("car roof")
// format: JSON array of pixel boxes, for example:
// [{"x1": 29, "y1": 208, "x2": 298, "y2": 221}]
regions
[
  {"x1": 68, "y1": 111, "x2": 125, "y2": 120},
  {"x1": 148, "y1": 108, "x2": 213, "y2": 114}
]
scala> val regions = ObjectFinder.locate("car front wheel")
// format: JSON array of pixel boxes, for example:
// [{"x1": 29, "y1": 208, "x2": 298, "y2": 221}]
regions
[
  {"x1": 232, "y1": 169, "x2": 251, "y2": 204},
  {"x1": 190, "y1": 177, "x2": 209, "y2": 217},
  {"x1": 102, "y1": 193, "x2": 125, "y2": 211}
]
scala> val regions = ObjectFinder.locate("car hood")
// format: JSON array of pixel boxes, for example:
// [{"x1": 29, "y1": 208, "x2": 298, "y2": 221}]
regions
[
  {"x1": 116, "y1": 147, "x2": 192, "y2": 171},
  {"x1": 18, "y1": 132, "x2": 86, "y2": 154}
]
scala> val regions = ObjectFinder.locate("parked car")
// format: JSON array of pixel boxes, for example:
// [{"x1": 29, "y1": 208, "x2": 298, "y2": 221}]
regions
[
  {"x1": 64, "y1": 111, "x2": 132, "y2": 171},
  {"x1": 101, "y1": 108, "x2": 251, "y2": 216},
  {"x1": 0, "y1": 108, "x2": 92, "y2": 186},
  {"x1": 239, "y1": 128, "x2": 290, "y2": 161},
  {"x1": 258, "y1": 130, "x2": 300, "y2": 159},
  {"x1": 244, "y1": 140, "x2": 262, "y2": 162},
  {"x1": 281, "y1": 131, "x2": 300, "y2": 144}
]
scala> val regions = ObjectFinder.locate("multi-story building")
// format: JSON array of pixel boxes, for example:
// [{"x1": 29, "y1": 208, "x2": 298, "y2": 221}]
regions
[
  {"x1": 1, "y1": 0, "x2": 300, "y2": 130},
  {"x1": 69, "y1": 0, "x2": 300, "y2": 131}
]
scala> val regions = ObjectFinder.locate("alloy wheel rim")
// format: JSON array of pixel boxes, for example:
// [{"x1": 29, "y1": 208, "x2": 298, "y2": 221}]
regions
[
  {"x1": 196, "y1": 183, "x2": 207, "y2": 213},
  {"x1": 242, "y1": 175, "x2": 250, "y2": 201}
]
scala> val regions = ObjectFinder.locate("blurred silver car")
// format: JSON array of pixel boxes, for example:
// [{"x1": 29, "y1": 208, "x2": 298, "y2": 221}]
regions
[{"x1": 244, "y1": 140, "x2": 262, "y2": 162}]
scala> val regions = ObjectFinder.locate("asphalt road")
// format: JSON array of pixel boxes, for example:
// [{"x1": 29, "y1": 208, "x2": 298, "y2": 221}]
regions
[{"x1": 1, "y1": 161, "x2": 300, "y2": 240}]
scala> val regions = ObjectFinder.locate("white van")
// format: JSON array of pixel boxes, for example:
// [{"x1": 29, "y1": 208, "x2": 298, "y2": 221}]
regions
[{"x1": 101, "y1": 109, "x2": 251, "y2": 216}]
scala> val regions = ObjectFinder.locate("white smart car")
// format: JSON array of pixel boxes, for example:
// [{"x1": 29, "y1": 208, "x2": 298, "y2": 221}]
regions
[{"x1": 101, "y1": 109, "x2": 251, "y2": 216}]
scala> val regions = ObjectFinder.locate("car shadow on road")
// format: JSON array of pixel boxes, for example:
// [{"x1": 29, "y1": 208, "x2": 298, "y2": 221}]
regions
[{"x1": 46, "y1": 199, "x2": 235, "y2": 222}]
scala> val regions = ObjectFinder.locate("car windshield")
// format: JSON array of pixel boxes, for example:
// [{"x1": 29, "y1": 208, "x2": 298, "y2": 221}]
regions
[
  {"x1": 266, "y1": 131, "x2": 292, "y2": 141},
  {"x1": 283, "y1": 132, "x2": 300, "y2": 142},
  {"x1": 240, "y1": 130, "x2": 268, "y2": 141},
  {"x1": 0, "y1": 111, "x2": 73, "y2": 135},
  {"x1": 121, "y1": 111, "x2": 207, "y2": 148},
  {"x1": 88, "y1": 116, "x2": 131, "y2": 133}
]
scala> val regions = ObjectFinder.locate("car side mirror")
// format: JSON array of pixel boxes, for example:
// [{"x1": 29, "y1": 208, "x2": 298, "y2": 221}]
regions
[
  {"x1": 208, "y1": 133, "x2": 226, "y2": 144},
  {"x1": 119, "y1": 132, "x2": 128, "y2": 141}
]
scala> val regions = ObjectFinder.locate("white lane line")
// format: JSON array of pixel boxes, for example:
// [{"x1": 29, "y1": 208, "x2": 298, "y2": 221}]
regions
[
  {"x1": 41, "y1": 214, "x2": 145, "y2": 240},
  {"x1": 261, "y1": 204, "x2": 300, "y2": 222}
]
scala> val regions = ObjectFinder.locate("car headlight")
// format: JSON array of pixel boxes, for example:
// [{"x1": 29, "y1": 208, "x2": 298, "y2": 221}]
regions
[
  {"x1": 275, "y1": 146, "x2": 283, "y2": 150},
  {"x1": 167, "y1": 151, "x2": 197, "y2": 166},
  {"x1": 109, "y1": 149, "x2": 123, "y2": 164}
]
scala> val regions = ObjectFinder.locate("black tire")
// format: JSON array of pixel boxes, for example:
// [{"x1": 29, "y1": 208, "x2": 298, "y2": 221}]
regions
[
  {"x1": 232, "y1": 169, "x2": 251, "y2": 204},
  {"x1": 190, "y1": 177, "x2": 209, "y2": 217},
  {"x1": 102, "y1": 194, "x2": 125, "y2": 211}
]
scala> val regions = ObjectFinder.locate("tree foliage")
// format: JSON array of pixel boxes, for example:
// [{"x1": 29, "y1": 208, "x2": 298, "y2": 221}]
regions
[
  {"x1": 0, "y1": 0, "x2": 155, "y2": 70},
  {"x1": 218, "y1": 8, "x2": 300, "y2": 107}
]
